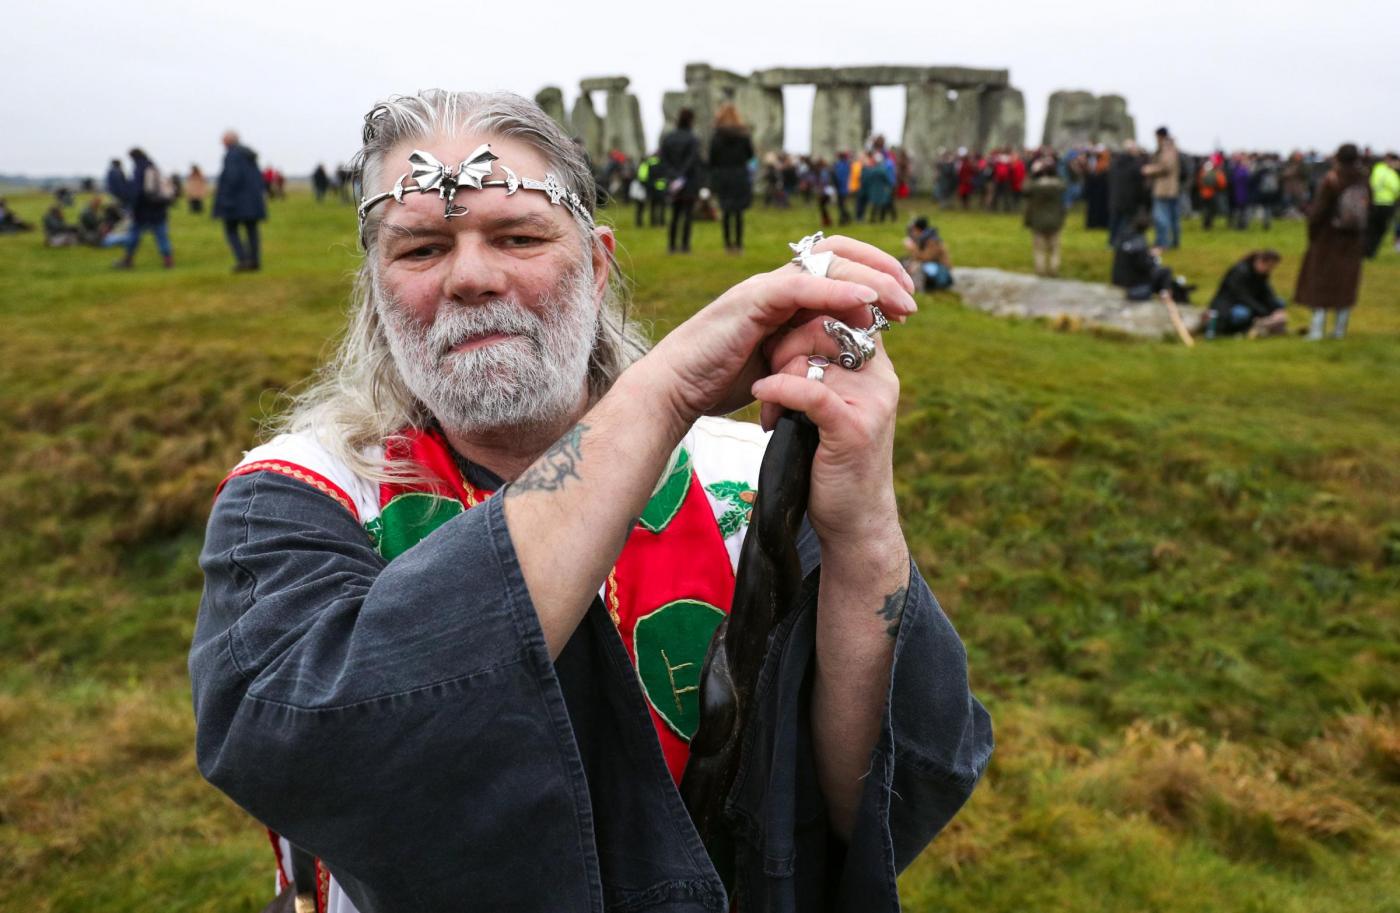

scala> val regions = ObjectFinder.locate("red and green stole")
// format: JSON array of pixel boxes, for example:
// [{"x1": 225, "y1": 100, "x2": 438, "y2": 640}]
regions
[{"x1": 367, "y1": 426, "x2": 735, "y2": 783}]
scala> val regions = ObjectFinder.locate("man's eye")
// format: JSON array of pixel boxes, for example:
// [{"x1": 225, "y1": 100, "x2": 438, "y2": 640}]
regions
[
  {"x1": 404, "y1": 245, "x2": 442, "y2": 259},
  {"x1": 503, "y1": 235, "x2": 544, "y2": 247}
]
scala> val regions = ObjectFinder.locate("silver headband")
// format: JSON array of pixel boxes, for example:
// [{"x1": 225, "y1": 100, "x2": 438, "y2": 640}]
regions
[{"x1": 357, "y1": 143, "x2": 595, "y2": 235}]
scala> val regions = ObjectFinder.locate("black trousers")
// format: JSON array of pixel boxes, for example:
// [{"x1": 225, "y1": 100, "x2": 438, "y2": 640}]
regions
[
  {"x1": 668, "y1": 199, "x2": 693, "y2": 252},
  {"x1": 1366, "y1": 204, "x2": 1396, "y2": 258},
  {"x1": 722, "y1": 209, "x2": 745, "y2": 249},
  {"x1": 635, "y1": 195, "x2": 666, "y2": 228},
  {"x1": 224, "y1": 219, "x2": 260, "y2": 267}
]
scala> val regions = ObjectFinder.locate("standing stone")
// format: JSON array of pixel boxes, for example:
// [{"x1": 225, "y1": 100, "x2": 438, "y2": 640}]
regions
[
  {"x1": 624, "y1": 93, "x2": 647, "y2": 158},
  {"x1": 949, "y1": 88, "x2": 983, "y2": 151},
  {"x1": 681, "y1": 63, "x2": 719, "y2": 145},
  {"x1": 1095, "y1": 94, "x2": 1136, "y2": 147},
  {"x1": 1043, "y1": 90, "x2": 1100, "y2": 148},
  {"x1": 534, "y1": 87, "x2": 567, "y2": 131},
  {"x1": 662, "y1": 91, "x2": 689, "y2": 139},
  {"x1": 680, "y1": 62, "x2": 751, "y2": 150},
  {"x1": 603, "y1": 88, "x2": 646, "y2": 160},
  {"x1": 733, "y1": 82, "x2": 784, "y2": 159},
  {"x1": 810, "y1": 85, "x2": 871, "y2": 160},
  {"x1": 979, "y1": 88, "x2": 1026, "y2": 150},
  {"x1": 570, "y1": 94, "x2": 604, "y2": 164},
  {"x1": 902, "y1": 82, "x2": 954, "y2": 189}
]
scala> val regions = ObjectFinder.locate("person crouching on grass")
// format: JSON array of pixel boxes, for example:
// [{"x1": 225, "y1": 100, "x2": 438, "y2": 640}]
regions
[{"x1": 1204, "y1": 250, "x2": 1288, "y2": 339}]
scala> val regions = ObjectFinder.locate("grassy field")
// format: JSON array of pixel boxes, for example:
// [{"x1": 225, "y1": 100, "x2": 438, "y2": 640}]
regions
[{"x1": 1, "y1": 189, "x2": 1397, "y2": 912}]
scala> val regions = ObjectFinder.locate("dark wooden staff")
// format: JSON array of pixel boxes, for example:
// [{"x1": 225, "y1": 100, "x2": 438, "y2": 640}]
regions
[{"x1": 679, "y1": 408, "x2": 820, "y2": 891}]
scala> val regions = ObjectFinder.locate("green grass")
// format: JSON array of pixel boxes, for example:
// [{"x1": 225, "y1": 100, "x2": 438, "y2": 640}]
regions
[{"x1": 1, "y1": 191, "x2": 1397, "y2": 912}]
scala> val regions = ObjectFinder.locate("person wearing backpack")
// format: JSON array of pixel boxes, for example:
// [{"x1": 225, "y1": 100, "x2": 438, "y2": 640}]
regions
[
  {"x1": 113, "y1": 147, "x2": 173, "y2": 269},
  {"x1": 1295, "y1": 143, "x2": 1369, "y2": 340}
]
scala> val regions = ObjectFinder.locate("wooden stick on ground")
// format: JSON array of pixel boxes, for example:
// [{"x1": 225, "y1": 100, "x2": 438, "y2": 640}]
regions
[{"x1": 1160, "y1": 291, "x2": 1196, "y2": 347}]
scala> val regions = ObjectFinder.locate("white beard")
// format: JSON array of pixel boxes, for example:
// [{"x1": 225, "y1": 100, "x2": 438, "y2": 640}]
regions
[{"x1": 376, "y1": 262, "x2": 599, "y2": 436}]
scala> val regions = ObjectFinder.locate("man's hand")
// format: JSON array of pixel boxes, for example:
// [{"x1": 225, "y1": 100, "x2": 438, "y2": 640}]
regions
[
  {"x1": 738, "y1": 240, "x2": 914, "y2": 836},
  {"x1": 640, "y1": 235, "x2": 918, "y2": 425},
  {"x1": 505, "y1": 236, "x2": 916, "y2": 661}
]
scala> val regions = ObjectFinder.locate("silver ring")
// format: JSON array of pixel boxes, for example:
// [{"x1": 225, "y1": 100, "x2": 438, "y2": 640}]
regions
[
  {"x1": 869, "y1": 305, "x2": 891, "y2": 334},
  {"x1": 789, "y1": 231, "x2": 834, "y2": 278},
  {"x1": 806, "y1": 355, "x2": 830, "y2": 382},
  {"x1": 823, "y1": 320, "x2": 877, "y2": 371}
]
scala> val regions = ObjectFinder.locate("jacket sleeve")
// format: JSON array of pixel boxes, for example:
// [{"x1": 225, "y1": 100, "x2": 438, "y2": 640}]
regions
[
  {"x1": 799, "y1": 538, "x2": 992, "y2": 891},
  {"x1": 189, "y1": 471, "x2": 595, "y2": 909},
  {"x1": 842, "y1": 560, "x2": 992, "y2": 890},
  {"x1": 1214, "y1": 263, "x2": 1254, "y2": 310}
]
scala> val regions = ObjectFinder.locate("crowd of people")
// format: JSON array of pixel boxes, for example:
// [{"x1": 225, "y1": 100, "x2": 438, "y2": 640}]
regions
[
  {"x1": 10, "y1": 133, "x2": 307, "y2": 271},
  {"x1": 8, "y1": 104, "x2": 1394, "y2": 343},
  {"x1": 595, "y1": 107, "x2": 915, "y2": 255}
]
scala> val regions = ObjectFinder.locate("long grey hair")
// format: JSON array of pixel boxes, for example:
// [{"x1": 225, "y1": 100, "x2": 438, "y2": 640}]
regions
[{"x1": 270, "y1": 90, "x2": 650, "y2": 481}]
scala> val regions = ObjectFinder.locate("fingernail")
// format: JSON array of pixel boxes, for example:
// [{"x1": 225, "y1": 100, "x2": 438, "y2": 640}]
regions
[{"x1": 858, "y1": 287, "x2": 879, "y2": 303}]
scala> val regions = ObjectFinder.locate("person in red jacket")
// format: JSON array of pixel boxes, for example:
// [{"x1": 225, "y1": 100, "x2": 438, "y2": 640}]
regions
[
  {"x1": 1010, "y1": 153, "x2": 1027, "y2": 207},
  {"x1": 956, "y1": 149, "x2": 976, "y2": 210}
]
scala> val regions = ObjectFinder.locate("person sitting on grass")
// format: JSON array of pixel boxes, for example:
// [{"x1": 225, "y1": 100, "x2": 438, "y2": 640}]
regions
[
  {"x1": 1204, "y1": 250, "x2": 1288, "y2": 338},
  {"x1": 77, "y1": 196, "x2": 118, "y2": 245},
  {"x1": 902, "y1": 215, "x2": 954, "y2": 290},
  {"x1": 1111, "y1": 212, "x2": 1191, "y2": 303},
  {"x1": 0, "y1": 198, "x2": 34, "y2": 234},
  {"x1": 41, "y1": 203, "x2": 80, "y2": 247}
]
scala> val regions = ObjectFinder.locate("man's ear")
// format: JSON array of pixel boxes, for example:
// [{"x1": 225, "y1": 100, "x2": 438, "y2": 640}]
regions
[{"x1": 591, "y1": 225, "x2": 615, "y2": 305}]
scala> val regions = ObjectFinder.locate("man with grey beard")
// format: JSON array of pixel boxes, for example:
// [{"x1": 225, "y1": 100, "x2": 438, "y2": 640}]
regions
[
  {"x1": 376, "y1": 260, "x2": 599, "y2": 433},
  {"x1": 191, "y1": 90, "x2": 990, "y2": 913}
]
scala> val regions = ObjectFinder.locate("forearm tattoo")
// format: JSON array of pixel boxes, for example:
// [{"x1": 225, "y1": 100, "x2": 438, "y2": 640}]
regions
[
  {"x1": 506, "y1": 424, "x2": 588, "y2": 498},
  {"x1": 876, "y1": 584, "x2": 907, "y2": 638}
]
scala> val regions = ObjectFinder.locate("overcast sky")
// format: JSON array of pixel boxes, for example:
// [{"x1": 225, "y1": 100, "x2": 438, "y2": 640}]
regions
[{"x1": 6, "y1": 0, "x2": 1395, "y2": 178}]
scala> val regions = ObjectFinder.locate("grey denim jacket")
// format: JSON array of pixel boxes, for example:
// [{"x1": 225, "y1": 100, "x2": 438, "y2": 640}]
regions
[{"x1": 190, "y1": 470, "x2": 992, "y2": 913}]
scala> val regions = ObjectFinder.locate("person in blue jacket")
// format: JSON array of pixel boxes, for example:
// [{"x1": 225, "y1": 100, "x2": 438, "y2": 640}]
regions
[
  {"x1": 213, "y1": 130, "x2": 269, "y2": 272},
  {"x1": 113, "y1": 148, "x2": 172, "y2": 269}
]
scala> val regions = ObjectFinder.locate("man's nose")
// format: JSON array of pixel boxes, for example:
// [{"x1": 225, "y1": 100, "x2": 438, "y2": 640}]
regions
[{"x1": 442, "y1": 236, "x2": 506, "y2": 303}]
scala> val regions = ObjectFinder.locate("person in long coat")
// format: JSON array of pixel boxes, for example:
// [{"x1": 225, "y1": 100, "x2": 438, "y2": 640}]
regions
[
  {"x1": 1295, "y1": 144, "x2": 1369, "y2": 340},
  {"x1": 707, "y1": 103, "x2": 754, "y2": 253},
  {"x1": 861, "y1": 153, "x2": 895, "y2": 223},
  {"x1": 659, "y1": 108, "x2": 701, "y2": 253},
  {"x1": 213, "y1": 130, "x2": 269, "y2": 272},
  {"x1": 1107, "y1": 142, "x2": 1146, "y2": 246}
]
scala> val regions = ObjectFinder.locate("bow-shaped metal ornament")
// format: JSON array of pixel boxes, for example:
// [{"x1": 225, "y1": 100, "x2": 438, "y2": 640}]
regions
[{"x1": 394, "y1": 145, "x2": 501, "y2": 219}]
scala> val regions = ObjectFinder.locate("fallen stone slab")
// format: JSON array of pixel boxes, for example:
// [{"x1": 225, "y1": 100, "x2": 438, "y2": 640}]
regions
[{"x1": 951, "y1": 267, "x2": 1203, "y2": 340}]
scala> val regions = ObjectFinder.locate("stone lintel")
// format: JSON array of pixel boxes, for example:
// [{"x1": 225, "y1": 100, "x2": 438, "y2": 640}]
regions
[
  {"x1": 753, "y1": 65, "x2": 1009, "y2": 89},
  {"x1": 579, "y1": 75, "x2": 629, "y2": 93}
]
